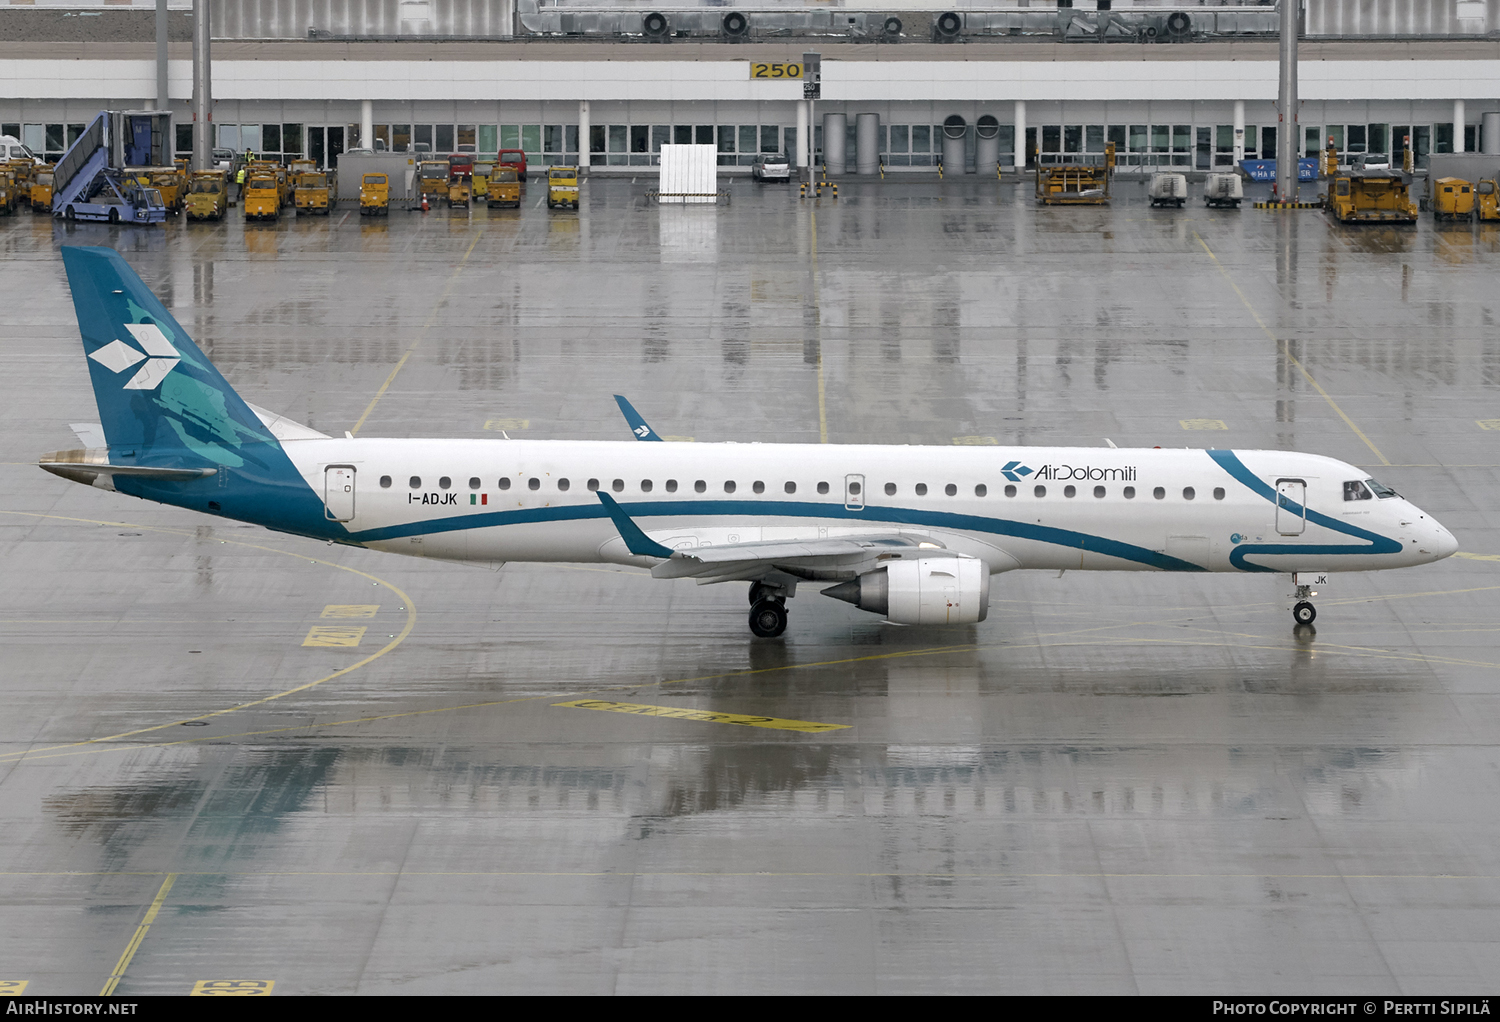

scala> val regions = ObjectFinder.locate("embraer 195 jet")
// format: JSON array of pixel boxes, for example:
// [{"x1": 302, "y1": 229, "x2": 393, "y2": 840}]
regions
[{"x1": 41, "y1": 247, "x2": 1458, "y2": 637}]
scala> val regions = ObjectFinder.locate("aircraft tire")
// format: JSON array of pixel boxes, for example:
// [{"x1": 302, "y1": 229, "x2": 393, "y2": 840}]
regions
[
  {"x1": 749, "y1": 599, "x2": 788, "y2": 638},
  {"x1": 1293, "y1": 601, "x2": 1317, "y2": 625},
  {"x1": 748, "y1": 581, "x2": 782, "y2": 605}
]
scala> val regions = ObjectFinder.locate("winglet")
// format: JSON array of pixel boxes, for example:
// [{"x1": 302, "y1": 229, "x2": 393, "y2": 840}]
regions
[
  {"x1": 596, "y1": 492, "x2": 674, "y2": 558},
  {"x1": 613, "y1": 394, "x2": 663, "y2": 441}
]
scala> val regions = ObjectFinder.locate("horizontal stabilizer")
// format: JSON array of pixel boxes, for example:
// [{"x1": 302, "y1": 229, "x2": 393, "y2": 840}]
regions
[{"x1": 39, "y1": 449, "x2": 218, "y2": 487}]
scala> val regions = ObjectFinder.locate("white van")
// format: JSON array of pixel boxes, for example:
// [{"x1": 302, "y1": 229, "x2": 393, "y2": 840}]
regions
[{"x1": 0, "y1": 135, "x2": 42, "y2": 163}]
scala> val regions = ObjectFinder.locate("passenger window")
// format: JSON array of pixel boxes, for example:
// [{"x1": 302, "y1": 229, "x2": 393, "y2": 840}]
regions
[
  {"x1": 1213, "y1": 487, "x2": 1225, "y2": 500},
  {"x1": 1034, "y1": 485, "x2": 1046, "y2": 498},
  {"x1": 558, "y1": 478, "x2": 570, "y2": 491},
  {"x1": 380, "y1": 475, "x2": 392, "y2": 488},
  {"x1": 1063, "y1": 485, "x2": 1076, "y2": 498},
  {"x1": 885, "y1": 482, "x2": 897, "y2": 496},
  {"x1": 1344, "y1": 480, "x2": 1372, "y2": 501},
  {"x1": 528, "y1": 478, "x2": 540, "y2": 491},
  {"x1": 785, "y1": 482, "x2": 796, "y2": 494},
  {"x1": 695, "y1": 480, "x2": 707, "y2": 493},
  {"x1": 944, "y1": 483, "x2": 957, "y2": 496},
  {"x1": 817, "y1": 482, "x2": 829, "y2": 495},
  {"x1": 641, "y1": 480, "x2": 653, "y2": 493},
  {"x1": 975, "y1": 484, "x2": 987, "y2": 497},
  {"x1": 439, "y1": 477, "x2": 451, "y2": 489},
  {"x1": 1093, "y1": 485, "x2": 1105, "y2": 498},
  {"x1": 1124, "y1": 486, "x2": 1135, "y2": 499},
  {"x1": 499, "y1": 477, "x2": 511, "y2": 490},
  {"x1": 665, "y1": 479, "x2": 678, "y2": 493},
  {"x1": 587, "y1": 478, "x2": 599, "y2": 491},
  {"x1": 753, "y1": 481, "x2": 765, "y2": 494},
  {"x1": 468, "y1": 477, "x2": 480, "y2": 490},
  {"x1": 724, "y1": 481, "x2": 736, "y2": 494},
  {"x1": 1004, "y1": 484, "x2": 1016, "y2": 497},
  {"x1": 1153, "y1": 486, "x2": 1165, "y2": 500},
  {"x1": 612, "y1": 479, "x2": 624, "y2": 493},
  {"x1": 410, "y1": 476, "x2": 421, "y2": 489},
  {"x1": 1183, "y1": 487, "x2": 1195, "y2": 500},
  {"x1": 915, "y1": 483, "x2": 928, "y2": 496}
]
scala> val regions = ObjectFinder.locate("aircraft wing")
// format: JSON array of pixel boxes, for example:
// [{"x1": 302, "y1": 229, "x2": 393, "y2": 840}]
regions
[{"x1": 650, "y1": 534, "x2": 960, "y2": 581}]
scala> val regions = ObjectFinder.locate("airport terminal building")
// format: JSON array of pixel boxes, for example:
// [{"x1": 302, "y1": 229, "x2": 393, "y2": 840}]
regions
[{"x1": 3, "y1": 0, "x2": 1499, "y2": 173}]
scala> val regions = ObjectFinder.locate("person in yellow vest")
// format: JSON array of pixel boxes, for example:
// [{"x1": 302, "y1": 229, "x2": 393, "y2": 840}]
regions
[{"x1": 233, "y1": 163, "x2": 247, "y2": 205}]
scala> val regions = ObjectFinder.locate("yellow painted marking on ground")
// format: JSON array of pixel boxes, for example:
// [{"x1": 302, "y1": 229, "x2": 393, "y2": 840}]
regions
[
  {"x1": 553, "y1": 699, "x2": 850, "y2": 733},
  {"x1": 320, "y1": 604, "x2": 380, "y2": 619},
  {"x1": 1477, "y1": 419, "x2": 1500, "y2": 431},
  {"x1": 350, "y1": 229, "x2": 483, "y2": 436},
  {"x1": 483, "y1": 417, "x2": 530, "y2": 431},
  {"x1": 0, "y1": 511, "x2": 418, "y2": 763},
  {"x1": 100, "y1": 874, "x2": 175, "y2": 996},
  {"x1": 1194, "y1": 232, "x2": 1390, "y2": 465},
  {"x1": 191, "y1": 980, "x2": 275, "y2": 996},
  {"x1": 1180, "y1": 418, "x2": 1228, "y2": 431},
  {"x1": 1455, "y1": 552, "x2": 1500, "y2": 562},
  {"x1": 953, "y1": 435, "x2": 998, "y2": 445},
  {"x1": 302, "y1": 625, "x2": 367, "y2": 647},
  {"x1": 0, "y1": 981, "x2": 28, "y2": 994},
  {"x1": 661, "y1": 435, "x2": 696, "y2": 442}
]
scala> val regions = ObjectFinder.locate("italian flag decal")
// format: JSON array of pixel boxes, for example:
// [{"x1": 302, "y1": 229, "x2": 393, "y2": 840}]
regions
[{"x1": 470, "y1": 494, "x2": 487, "y2": 505}]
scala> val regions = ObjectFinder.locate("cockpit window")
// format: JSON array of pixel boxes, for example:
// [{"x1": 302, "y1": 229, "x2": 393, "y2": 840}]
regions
[
  {"x1": 1365, "y1": 478, "x2": 1399, "y2": 499},
  {"x1": 1343, "y1": 480, "x2": 1372, "y2": 501}
]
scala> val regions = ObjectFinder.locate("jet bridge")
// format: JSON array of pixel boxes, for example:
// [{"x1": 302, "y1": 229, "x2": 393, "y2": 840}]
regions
[{"x1": 50, "y1": 111, "x2": 171, "y2": 224}]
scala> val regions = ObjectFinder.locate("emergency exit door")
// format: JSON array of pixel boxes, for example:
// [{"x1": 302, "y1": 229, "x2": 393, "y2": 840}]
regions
[
  {"x1": 1276, "y1": 478, "x2": 1306, "y2": 535},
  {"x1": 325, "y1": 465, "x2": 356, "y2": 521},
  {"x1": 845, "y1": 474, "x2": 865, "y2": 511}
]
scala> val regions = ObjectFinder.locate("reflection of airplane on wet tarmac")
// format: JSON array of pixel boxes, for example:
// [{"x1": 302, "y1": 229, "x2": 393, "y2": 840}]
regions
[{"x1": 41, "y1": 246, "x2": 1458, "y2": 638}]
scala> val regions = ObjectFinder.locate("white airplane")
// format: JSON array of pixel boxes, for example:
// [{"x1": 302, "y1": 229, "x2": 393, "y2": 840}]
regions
[{"x1": 41, "y1": 246, "x2": 1458, "y2": 637}]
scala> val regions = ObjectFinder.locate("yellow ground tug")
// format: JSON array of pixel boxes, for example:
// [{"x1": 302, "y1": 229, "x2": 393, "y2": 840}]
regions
[
  {"x1": 1035, "y1": 144, "x2": 1114, "y2": 205},
  {"x1": 359, "y1": 172, "x2": 390, "y2": 216},
  {"x1": 1432, "y1": 177, "x2": 1475, "y2": 220},
  {"x1": 472, "y1": 161, "x2": 494, "y2": 200},
  {"x1": 1324, "y1": 141, "x2": 1418, "y2": 224},
  {"x1": 295, "y1": 168, "x2": 334, "y2": 215},
  {"x1": 185, "y1": 170, "x2": 228, "y2": 220},
  {"x1": 447, "y1": 155, "x2": 474, "y2": 208},
  {"x1": 419, "y1": 161, "x2": 448, "y2": 205},
  {"x1": 487, "y1": 168, "x2": 521, "y2": 209},
  {"x1": 546, "y1": 166, "x2": 580, "y2": 209},
  {"x1": 243, "y1": 173, "x2": 282, "y2": 220},
  {"x1": 1477, "y1": 179, "x2": 1500, "y2": 222},
  {"x1": 30, "y1": 165, "x2": 54, "y2": 211},
  {"x1": 0, "y1": 169, "x2": 19, "y2": 215}
]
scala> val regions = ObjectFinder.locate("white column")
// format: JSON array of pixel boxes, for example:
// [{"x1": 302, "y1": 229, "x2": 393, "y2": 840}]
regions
[
  {"x1": 360, "y1": 100, "x2": 373, "y2": 150},
  {"x1": 579, "y1": 100, "x2": 590, "y2": 172},
  {"x1": 1455, "y1": 98, "x2": 1467, "y2": 153},
  {"x1": 797, "y1": 100, "x2": 810, "y2": 171},
  {"x1": 1233, "y1": 100, "x2": 1246, "y2": 164},
  {"x1": 1013, "y1": 99, "x2": 1026, "y2": 170}
]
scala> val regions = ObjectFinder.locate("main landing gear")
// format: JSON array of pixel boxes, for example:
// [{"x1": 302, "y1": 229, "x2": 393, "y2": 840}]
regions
[{"x1": 748, "y1": 581, "x2": 790, "y2": 638}]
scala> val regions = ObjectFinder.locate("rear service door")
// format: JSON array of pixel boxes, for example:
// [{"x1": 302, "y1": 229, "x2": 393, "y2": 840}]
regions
[
  {"x1": 325, "y1": 465, "x2": 356, "y2": 522},
  {"x1": 845, "y1": 473, "x2": 865, "y2": 511},
  {"x1": 1275, "y1": 478, "x2": 1306, "y2": 535}
]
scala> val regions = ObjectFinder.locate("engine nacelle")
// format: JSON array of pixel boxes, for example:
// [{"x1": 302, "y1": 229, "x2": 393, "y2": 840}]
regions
[{"x1": 821, "y1": 556, "x2": 989, "y2": 625}]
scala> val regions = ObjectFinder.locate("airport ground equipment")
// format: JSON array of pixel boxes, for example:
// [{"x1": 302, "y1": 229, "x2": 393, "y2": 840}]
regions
[
  {"x1": 1203, "y1": 171, "x2": 1243, "y2": 208},
  {"x1": 127, "y1": 166, "x2": 185, "y2": 213},
  {"x1": 51, "y1": 111, "x2": 172, "y2": 224},
  {"x1": 1477, "y1": 180, "x2": 1500, "y2": 222},
  {"x1": 418, "y1": 160, "x2": 448, "y2": 205},
  {"x1": 488, "y1": 168, "x2": 522, "y2": 208},
  {"x1": 294, "y1": 168, "x2": 334, "y2": 215},
  {"x1": 360, "y1": 172, "x2": 389, "y2": 215},
  {"x1": 1035, "y1": 144, "x2": 1114, "y2": 205},
  {"x1": 1148, "y1": 172, "x2": 1187, "y2": 207},
  {"x1": 4, "y1": 158, "x2": 35, "y2": 194},
  {"x1": 652, "y1": 144, "x2": 725, "y2": 204},
  {"x1": 496, "y1": 149, "x2": 528, "y2": 182},
  {"x1": 242, "y1": 173, "x2": 281, "y2": 220},
  {"x1": 1432, "y1": 177, "x2": 1476, "y2": 220},
  {"x1": 0, "y1": 169, "x2": 19, "y2": 215},
  {"x1": 546, "y1": 167, "x2": 579, "y2": 209},
  {"x1": 1326, "y1": 168, "x2": 1419, "y2": 224},
  {"x1": 472, "y1": 161, "x2": 494, "y2": 200},
  {"x1": 29, "y1": 166, "x2": 54, "y2": 211},
  {"x1": 447, "y1": 154, "x2": 474, "y2": 208},
  {"x1": 185, "y1": 170, "x2": 227, "y2": 220}
]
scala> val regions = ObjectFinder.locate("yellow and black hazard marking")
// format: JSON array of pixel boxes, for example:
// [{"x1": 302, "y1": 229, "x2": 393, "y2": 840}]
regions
[
  {"x1": 553, "y1": 699, "x2": 849, "y2": 733},
  {"x1": 303, "y1": 625, "x2": 367, "y2": 647},
  {"x1": 191, "y1": 980, "x2": 275, "y2": 996},
  {"x1": 320, "y1": 604, "x2": 380, "y2": 619}
]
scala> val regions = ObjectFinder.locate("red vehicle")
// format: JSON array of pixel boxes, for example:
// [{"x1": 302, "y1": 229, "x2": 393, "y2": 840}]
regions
[{"x1": 495, "y1": 149, "x2": 527, "y2": 182}]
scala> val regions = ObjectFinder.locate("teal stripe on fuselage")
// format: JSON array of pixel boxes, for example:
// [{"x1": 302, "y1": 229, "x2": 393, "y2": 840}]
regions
[{"x1": 349, "y1": 498, "x2": 1208, "y2": 572}]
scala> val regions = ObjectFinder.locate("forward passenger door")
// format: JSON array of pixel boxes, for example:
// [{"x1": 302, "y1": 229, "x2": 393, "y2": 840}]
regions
[{"x1": 1275, "y1": 478, "x2": 1306, "y2": 536}]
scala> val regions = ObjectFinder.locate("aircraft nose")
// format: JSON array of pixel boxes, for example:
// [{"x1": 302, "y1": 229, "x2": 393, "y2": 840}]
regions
[{"x1": 1433, "y1": 522, "x2": 1459, "y2": 559}]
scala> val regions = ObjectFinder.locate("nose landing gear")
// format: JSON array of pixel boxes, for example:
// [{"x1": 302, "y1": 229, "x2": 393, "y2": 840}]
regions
[
  {"x1": 748, "y1": 581, "x2": 791, "y2": 637},
  {"x1": 1291, "y1": 579, "x2": 1317, "y2": 626}
]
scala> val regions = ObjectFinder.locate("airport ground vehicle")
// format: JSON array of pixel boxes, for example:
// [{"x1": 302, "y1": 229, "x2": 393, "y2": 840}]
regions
[
  {"x1": 0, "y1": 169, "x2": 19, "y2": 215},
  {"x1": 40, "y1": 246, "x2": 1462, "y2": 637},
  {"x1": 50, "y1": 111, "x2": 170, "y2": 224},
  {"x1": 1327, "y1": 169, "x2": 1419, "y2": 223},
  {"x1": 487, "y1": 169, "x2": 520, "y2": 208},
  {"x1": 360, "y1": 172, "x2": 389, "y2": 215},
  {"x1": 751, "y1": 154, "x2": 790, "y2": 182},
  {"x1": 418, "y1": 161, "x2": 448, "y2": 205},
  {"x1": 134, "y1": 166, "x2": 185, "y2": 214},
  {"x1": 546, "y1": 166, "x2": 579, "y2": 209},
  {"x1": 185, "y1": 170, "x2": 228, "y2": 220},
  {"x1": 447, "y1": 154, "x2": 474, "y2": 208},
  {"x1": 1148, "y1": 172, "x2": 1187, "y2": 208},
  {"x1": 1432, "y1": 177, "x2": 1475, "y2": 220},
  {"x1": 472, "y1": 161, "x2": 494, "y2": 200},
  {"x1": 0, "y1": 135, "x2": 41, "y2": 163},
  {"x1": 1203, "y1": 172, "x2": 1243, "y2": 208},
  {"x1": 30, "y1": 166, "x2": 54, "y2": 211},
  {"x1": 1036, "y1": 145, "x2": 1114, "y2": 205},
  {"x1": 242, "y1": 173, "x2": 281, "y2": 220},
  {"x1": 1477, "y1": 179, "x2": 1500, "y2": 221},
  {"x1": 496, "y1": 149, "x2": 527, "y2": 182},
  {"x1": 294, "y1": 168, "x2": 334, "y2": 215}
]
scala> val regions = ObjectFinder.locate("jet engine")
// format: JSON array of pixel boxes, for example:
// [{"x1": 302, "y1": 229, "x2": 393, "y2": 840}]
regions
[{"x1": 821, "y1": 556, "x2": 989, "y2": 625}]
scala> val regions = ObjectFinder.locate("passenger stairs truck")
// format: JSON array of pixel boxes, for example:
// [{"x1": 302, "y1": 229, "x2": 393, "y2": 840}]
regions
[{"x1": 51, "y1": 111, "x2": 171, "y2": 224}]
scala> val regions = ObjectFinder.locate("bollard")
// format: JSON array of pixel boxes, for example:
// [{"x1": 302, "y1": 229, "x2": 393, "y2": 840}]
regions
[
  {"x1": 799, "y1": 182, "x2": 807, "y2": 200},
  {"x1": 831, "y1": 183, "x2": 839, "y2": 200}
]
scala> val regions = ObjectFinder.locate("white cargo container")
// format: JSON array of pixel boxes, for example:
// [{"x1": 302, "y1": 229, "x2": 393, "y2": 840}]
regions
[
  {"x1": 657, "y1": 144, "x2": 718, "y2": 205},
  {"x1": 1203, "y1": 172, "x2": 1244, "y2": 208},
  {"x1": 1148, "y1": 172, "x2": 1188, "y2": 208}
]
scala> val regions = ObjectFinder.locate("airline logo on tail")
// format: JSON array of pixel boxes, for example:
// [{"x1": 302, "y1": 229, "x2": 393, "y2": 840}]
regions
[{"x1": 87, "y1": 323, "x2": 180, "y2": 391}]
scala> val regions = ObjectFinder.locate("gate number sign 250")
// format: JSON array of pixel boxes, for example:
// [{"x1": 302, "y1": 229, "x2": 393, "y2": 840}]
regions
[{"x1": 750, "y1": 63, "x2": 803, "y2": 79}]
